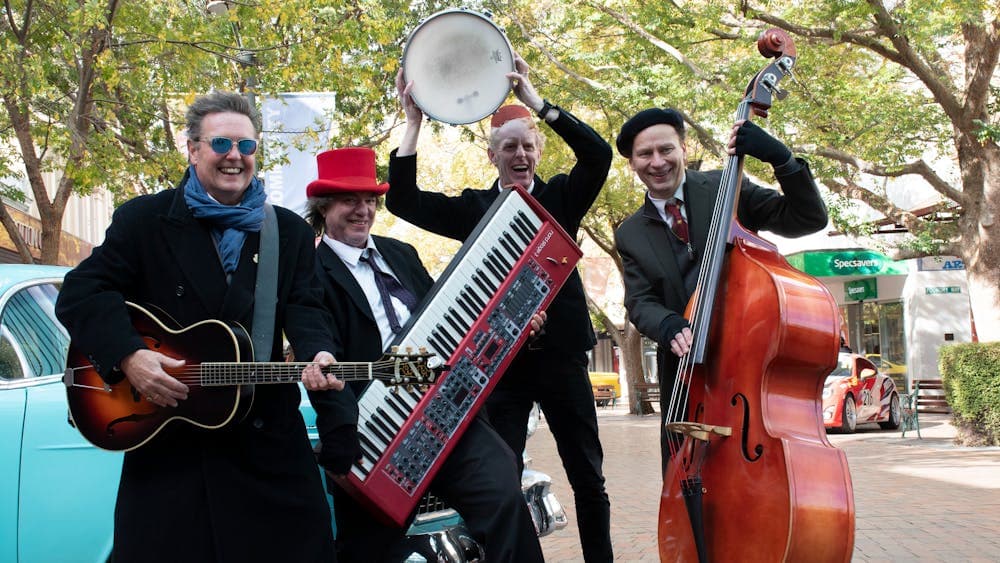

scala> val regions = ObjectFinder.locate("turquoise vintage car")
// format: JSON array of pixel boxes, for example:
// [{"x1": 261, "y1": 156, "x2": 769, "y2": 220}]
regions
[{"x1": 0, "y1": 265, "x2": 120, "y2": 562}]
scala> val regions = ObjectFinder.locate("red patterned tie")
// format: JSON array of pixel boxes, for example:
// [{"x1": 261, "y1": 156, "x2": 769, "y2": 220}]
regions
[{"x1": 665, "y1": 199, "x2": 690, "y2": 244}]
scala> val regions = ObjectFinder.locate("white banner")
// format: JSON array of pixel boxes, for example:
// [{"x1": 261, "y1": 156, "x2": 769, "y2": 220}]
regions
[
  {"x1": 260, "y1": 93, "x2": 337, "y2": 217},
  {"x1": 917, "y1": 256, "x2": 965, "y2": 271}
]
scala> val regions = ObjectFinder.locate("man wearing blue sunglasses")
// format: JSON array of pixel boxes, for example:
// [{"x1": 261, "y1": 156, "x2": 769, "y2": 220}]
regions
[{"x1": 56, "y1": 91, "x2": 354, "y2": 562}]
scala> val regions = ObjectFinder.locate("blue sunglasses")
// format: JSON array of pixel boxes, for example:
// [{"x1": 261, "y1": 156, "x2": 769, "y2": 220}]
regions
[{"x1": 200, "y1": 136, "x2": 258, "y2": 156}]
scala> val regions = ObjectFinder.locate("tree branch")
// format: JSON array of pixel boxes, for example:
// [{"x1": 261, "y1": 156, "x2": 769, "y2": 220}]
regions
[
  {"x1": 747, "y1": 2, "x2": 964, "y2": 124},
  {"x1": 586, "y1": 1, "x2": 718, "y2": 83},
  {"x1": 508, "y1": 12, "x2": 608, "y2": 91},
  {"x1": 811, "y1": 145, "x2": 965, "y2": 205}
]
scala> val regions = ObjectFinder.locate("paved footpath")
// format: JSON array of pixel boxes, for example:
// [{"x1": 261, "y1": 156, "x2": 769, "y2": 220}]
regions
[{"x1": 530, "y1": 405, "x2": 1000, "y2": 562}]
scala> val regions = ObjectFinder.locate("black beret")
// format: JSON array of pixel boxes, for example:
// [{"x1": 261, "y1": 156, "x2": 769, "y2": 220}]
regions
[{"x1": 615, "y1": 108, "x2": 685, "y2": 157}]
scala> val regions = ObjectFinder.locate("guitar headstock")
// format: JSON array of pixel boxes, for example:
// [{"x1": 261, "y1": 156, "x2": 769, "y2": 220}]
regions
[{"x1": 382, "y1": 347, "x2": 445, "y2": 388}]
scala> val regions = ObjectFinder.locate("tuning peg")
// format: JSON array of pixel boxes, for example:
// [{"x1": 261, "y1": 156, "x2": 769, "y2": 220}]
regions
[
  {"x1": 405, "y1": 346, "x2": 414, "y2": 354},
  {"x1": 418, "y1": 346, "x2": 428, "y2": 355},
  {"x1": 391, "y1": 345, "x2": 399, "y2": 354}
]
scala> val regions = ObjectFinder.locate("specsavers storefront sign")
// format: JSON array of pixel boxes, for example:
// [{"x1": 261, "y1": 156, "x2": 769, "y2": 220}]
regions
[{"x1": 786, "y1": 250, "x2": 908, "y2": 277}]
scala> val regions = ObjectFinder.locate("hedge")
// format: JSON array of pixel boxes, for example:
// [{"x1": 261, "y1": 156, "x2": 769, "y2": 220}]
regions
[{"x1": 939, "y1": 342, "x2": 1000, "y2": 446}]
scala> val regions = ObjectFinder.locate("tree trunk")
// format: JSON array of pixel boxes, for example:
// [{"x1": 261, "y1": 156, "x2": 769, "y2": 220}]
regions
[
  {"x1": 588, "y1": 298, "x2": 652, "y2": 414},
  {"x1": 0, "y1": 207, "x2": 36, "y2": 263},
  {"x1": 957, "y1": 135, "x2": 1000, "y2": 342},
  {"x1": 621, "y1": 322, "x2": 654, "y2": 415}
]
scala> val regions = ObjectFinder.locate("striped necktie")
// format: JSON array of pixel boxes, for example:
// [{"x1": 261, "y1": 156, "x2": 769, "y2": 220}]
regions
[{"x1": 359, "y1": 250, "x2": 417, "y2": 333}]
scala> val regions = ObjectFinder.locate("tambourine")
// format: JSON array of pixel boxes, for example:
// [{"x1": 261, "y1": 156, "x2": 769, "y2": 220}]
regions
[{"x1": 401, "y1": 8, "x2": 515, "y2": 125}]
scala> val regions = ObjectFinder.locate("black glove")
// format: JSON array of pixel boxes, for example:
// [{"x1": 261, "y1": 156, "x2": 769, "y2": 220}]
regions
[
  {"x1": 318, "y1": 424, "x2": 362, "y2": 475},
  {"x1": 734, "y1": 121, "x2": 792, "y2": 166},
  {"x1": 658, "y1": 314, "x2": 690, "y2": 348}
]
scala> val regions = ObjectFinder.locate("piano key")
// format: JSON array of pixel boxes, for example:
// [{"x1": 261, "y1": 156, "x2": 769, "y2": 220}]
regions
[
  {"x1": 373, "y1": 407, "x2": 401, "y2": 436},
  {"x1": 499, "y1": 234, "x2": 521, "y2": 263},
  {"x1": 472, "y1": 271, "x2": 494, "y2": 296},
  {"x1": 385, "y1": 394, "x2": 411, "y2": 420},
  {"x1": 488, "y1": 251, "x2": 510, "y2": 273},
  {"x1": 365, "y1": 420, "x2": 394, "y2": 446},
  {"x1": 508, "y1": 218, "x2": 533, "y2": 246},
  {"x1": 447, "y1": 305, "x2": 474, "y2": 330},
  {"x1": 519, "y1": 209, "x2": 542, "y2": 231},
  {"x1": 431, "y1": 322, "x2": 456, "y2": 347},
  {"x1": 455, "y1": 286, "x2": 482, "y2": 322},
  {"x1": 461, "y1": 288, "x2": 487, "y2": 313},
  {"x1": 483, "y1": 259, "x2": 504, "y2": 284}
]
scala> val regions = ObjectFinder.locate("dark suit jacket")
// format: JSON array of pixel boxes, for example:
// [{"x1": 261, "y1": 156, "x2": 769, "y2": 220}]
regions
[
  {"x1": 614, "y1": 162, "x2": 828, "y2": 377},
  {"x1": 55, "y1": 177, "x2": 338, "y2": 561},
  {"x1": 386, "y1": 107, "x2": 612, "y2": 354},
  {"x1": 314, "y1": 234, "x2": 435, "y2": 399}
]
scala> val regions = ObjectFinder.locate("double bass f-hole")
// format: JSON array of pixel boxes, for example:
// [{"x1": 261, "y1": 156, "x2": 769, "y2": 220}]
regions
[{"x1": 730, "y1": 393, "x2": 763, "y2": 462}]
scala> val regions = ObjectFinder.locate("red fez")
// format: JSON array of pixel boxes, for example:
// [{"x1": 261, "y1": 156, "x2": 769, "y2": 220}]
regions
[
  {"x1": 490, "y1": 104, "x2": 532, "y2": 128},
  {"x1": 306, "y1": 147, "x2": 389, "y2": 197}
]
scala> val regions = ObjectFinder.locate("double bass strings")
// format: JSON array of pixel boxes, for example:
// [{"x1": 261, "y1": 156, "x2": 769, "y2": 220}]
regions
[{"x1": 664, "y1": 98, "x2": 752, "y2": 460}]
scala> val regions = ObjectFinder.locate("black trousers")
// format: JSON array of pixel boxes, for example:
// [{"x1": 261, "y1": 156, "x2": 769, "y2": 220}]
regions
[
  {"x1": 330, "y1": 415, "x2": 543, "y2": 563},
  {"x1": 487, "y1": 348, "x2": 614, "y2": 563}
]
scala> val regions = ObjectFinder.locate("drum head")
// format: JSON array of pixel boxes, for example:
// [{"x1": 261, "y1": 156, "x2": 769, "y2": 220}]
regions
[{"x1": 402, "y1": 9, "x2": 514, "y2": 125}]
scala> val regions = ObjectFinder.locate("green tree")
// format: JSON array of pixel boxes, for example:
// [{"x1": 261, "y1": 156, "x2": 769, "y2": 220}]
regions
[{"x1": 0, "y1": 0, "x2": 425, "y2": 265}]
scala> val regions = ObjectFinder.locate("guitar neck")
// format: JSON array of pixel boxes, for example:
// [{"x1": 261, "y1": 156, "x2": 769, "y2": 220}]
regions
[{"x1": 199, "y1": 361, "x2": 382, "y2": 386}]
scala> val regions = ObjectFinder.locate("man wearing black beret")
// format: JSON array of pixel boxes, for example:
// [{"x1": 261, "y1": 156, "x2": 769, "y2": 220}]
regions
[{"x1": 613, "y1": 108, "x2": 829, "y2": 471}]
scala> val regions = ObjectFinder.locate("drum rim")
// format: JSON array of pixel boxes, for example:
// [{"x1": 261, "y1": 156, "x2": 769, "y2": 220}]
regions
[{"x1": 401, "y1": 8, "x2": 515, "y2": 125}]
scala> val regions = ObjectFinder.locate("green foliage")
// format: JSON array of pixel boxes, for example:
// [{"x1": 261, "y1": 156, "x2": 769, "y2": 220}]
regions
[
  {"x1": 2, "y1": 0, "x2": 997, "y2": 275},
  {"x1": 939, "y1": 342, "x2": 1000, "y2": 446}
]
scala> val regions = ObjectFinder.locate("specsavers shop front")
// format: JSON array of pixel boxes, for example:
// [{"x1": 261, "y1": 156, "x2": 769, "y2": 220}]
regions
[{"x1": 786, "y1": 249, "x2": 973, "y2": 390}]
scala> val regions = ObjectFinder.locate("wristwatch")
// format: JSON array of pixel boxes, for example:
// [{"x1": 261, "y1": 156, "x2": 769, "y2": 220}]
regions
[{"x1": 537, "y1": 99, "x2": 555, "y2": 121}]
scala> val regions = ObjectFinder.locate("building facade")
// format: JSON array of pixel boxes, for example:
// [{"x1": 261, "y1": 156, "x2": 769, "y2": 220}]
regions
[
  {"x1": 787, "y1": 250, "x2": 973, "y2": 390},
  {"x1": 1, "y1": 166, "x2": 113, "y2": 266}
]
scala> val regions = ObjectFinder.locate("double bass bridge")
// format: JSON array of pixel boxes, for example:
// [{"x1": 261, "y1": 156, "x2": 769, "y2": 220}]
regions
[{"x1": 665, "y1": 421, "x2": 732, "y2": 443}]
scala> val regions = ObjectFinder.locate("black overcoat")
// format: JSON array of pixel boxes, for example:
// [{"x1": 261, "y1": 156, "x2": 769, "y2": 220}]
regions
[{"x1": 55, "y1": 177, "x2": 340, "y2": 562}]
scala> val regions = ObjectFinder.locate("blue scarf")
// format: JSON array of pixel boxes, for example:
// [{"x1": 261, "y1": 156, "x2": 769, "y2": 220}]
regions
[{"x1": 183, "y1": 165, "x2": 266, "y2": 274}]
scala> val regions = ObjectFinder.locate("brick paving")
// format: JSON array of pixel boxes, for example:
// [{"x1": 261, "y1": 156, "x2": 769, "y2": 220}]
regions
[{"x1": 528, "y1": 404, "x2": 1000, "y2": 562}]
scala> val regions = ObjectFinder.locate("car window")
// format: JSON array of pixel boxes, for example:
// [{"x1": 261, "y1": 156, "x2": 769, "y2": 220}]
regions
[
  {"x1": 830, "y1": 356, "x2": 852, "y2": 378},
  {"x1": 0, "y1": 282, "x2": 69, "y2": 379},
  {"x1": 0, "y1": 329, "x2": 25, "y2": 378}
]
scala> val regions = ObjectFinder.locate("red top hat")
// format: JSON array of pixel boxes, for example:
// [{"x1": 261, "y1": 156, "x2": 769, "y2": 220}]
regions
[
  {"x1": 490, "y1": 105, "x2": 532, "y2": 128},
  {"x1": 306, "y1": 147, "x2": 389, "y2": 197}
]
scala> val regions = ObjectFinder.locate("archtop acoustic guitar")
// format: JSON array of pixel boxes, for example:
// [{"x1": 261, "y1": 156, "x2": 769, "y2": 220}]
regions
[{"x1": 64, "y1": 302, "x2": 440, "y2": 451}]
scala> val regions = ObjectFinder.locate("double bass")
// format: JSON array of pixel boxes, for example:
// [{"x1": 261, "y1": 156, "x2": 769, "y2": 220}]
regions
[{"x1": 658, "y1": 30, "x2": 855, "y2": 562}]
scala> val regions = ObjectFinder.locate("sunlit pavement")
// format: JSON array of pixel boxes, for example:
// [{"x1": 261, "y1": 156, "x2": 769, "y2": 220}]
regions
[{"x1": 529, "y1": 403, "x2": 1000, "y2": 562}]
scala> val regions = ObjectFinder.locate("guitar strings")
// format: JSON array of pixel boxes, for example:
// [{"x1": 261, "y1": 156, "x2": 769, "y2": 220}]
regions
[{"x1": 68, "y1": 359, "x2": 434, "y2": 385}]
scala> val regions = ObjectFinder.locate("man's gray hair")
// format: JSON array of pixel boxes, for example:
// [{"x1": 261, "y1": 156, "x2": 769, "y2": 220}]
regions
[{"x1": 185, "y1": 91, "x2": 261, "y2": 140}]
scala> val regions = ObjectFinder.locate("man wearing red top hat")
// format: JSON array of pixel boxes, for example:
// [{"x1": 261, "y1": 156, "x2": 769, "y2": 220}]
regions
[
  {"x1": 387, "y1": 53, "x2": 615, "y2": 562},
  {"x1": 305, "y1": 147, "x2": 545, "y2": 562}
]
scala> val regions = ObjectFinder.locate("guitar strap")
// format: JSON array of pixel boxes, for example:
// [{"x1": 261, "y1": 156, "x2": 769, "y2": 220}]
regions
[{"x1": 251, "y1": 203, "x2": 278, "y2": 362}]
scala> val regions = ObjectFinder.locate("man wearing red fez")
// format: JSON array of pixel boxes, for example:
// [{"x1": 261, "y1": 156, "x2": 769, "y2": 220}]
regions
[
  {"x1": 388, "y1": 52, "x2": 615, "y2": 562},
  {"x1": 304, "y1": 147, "x2": 546, "y2": 562}
]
